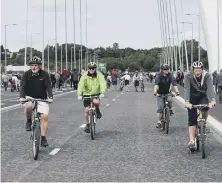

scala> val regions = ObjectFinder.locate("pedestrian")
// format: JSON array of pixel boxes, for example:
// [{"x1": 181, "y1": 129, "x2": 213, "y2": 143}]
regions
[
  {"x1": 217, "y1": 69, "x2": 222, "y2": 103},
  {"x1": 212, "y1": 70, "x2": 218, "y2": 93}
]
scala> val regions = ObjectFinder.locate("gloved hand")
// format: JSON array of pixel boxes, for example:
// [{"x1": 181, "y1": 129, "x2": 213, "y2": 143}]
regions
[
  {"x1": 78, "y1": 96, "x2": 83, "y2": 101},
  {"x1": 100, "y1": 94, "x2": 105, "y2": 99}
]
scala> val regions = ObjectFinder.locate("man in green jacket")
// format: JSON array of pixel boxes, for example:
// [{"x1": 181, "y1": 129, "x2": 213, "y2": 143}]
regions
[{"x1": 77, "y1": 61, "x2": 107, "y2": 133}]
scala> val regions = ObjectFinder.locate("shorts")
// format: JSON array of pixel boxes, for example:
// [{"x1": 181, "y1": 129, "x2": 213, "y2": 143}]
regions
[
  {"x1": 125, "y1": 80, "x2": 129, "y2": 86},
  {"x1": 83, "y1": 95, "x2": 100, "y2": 108},
  {"x1": 188, "y1": 97, "x2": 209, "y2": 126},
  {"x1": 24, "y1": 99, "x2": 49, "y2": 115},
  {"x1": 156, "y1": 94, "x2": 172, "y2": 113},
  {"x1": 112, "y1": 81, "x2": 117, "y2": 85},
  {"x1": 134, "y1": 80, "x2": 139, "y2": 87}
]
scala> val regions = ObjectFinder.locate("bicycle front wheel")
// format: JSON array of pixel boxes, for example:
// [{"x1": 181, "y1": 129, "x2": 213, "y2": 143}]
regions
[
  {"x1": 32, "y1": 121, "x2": 41, "y2": 160},
  {"x1": 200, "y1": 121, "x2": 206, "y2": 158},
  {"x1": 89, "y1": 110, "x2": 95, "y2": 140},
  {"x1": 165, "y1": 108, "x2": 170, "y2": 134}
]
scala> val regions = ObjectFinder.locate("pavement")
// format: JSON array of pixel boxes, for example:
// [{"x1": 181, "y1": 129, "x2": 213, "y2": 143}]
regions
[
  {"x1": 177, "y1": 85, "x2": 222, "y2": 123},
  {"x1": 1, "y1": 82, "x2": 222, "y2": 182}
]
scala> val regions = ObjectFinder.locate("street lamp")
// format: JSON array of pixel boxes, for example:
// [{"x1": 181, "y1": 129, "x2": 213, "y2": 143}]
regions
[
  {"x1": 4, "y1": 24, "x2": 17, "y2": 73},
  {"x1": 185, "y1": 13, "x2": 201, "y2": 62},
  {"x1": 55, "y1": 0, "x2": 58, "y2": 73},
  {"x1": 71, "y1": 47, "x2": 74, "y2": 70},
  {"x1": 73, "y1": 0, "x2": 76, "y2": 69},
  {"x1": 30, "y1": 33, "x2": 40, "y2": 58},
  {"x1": 181, "y1": 21, "x2": 194, "y2": 69},
  {"x1": 42, "y1": 0, "x2": 45, "y2": 70},
  {"x1": 48, "y1": 39, "x2": 55, "y2": 73}
]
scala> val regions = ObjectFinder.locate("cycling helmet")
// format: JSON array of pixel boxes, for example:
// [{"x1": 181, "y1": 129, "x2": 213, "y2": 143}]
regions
[
  {"x1": 28, "y1": 56, "x2": 42, "y2": 65},
  {"x1": 161, "y1": 63, "x2": 170, "y2": 70},
  {"x1": 192, "y1": 61, "x2": 203, "y2": 68},
  {"x1": 88, "y1": 61, "x2": 97, "y2": 68}
]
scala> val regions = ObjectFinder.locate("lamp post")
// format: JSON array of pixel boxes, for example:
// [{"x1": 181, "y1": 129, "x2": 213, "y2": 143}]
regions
[
  {"x1": 71, "y1": 47, "x2": 74, "y2": 70},
  {"x1": 55, "y1": 0, "x2": 58, "y2": 73},
  {"x1": 181, "y1": 22, "x2": 194, "y2": 67},
  {"x1": 30, "y1": 33, "x2": 40, "y2": 58},
  {"x1": 48, "y1": 39, "x2": 55, "y2": 73},
  {"x1": 185, "y1": 13, "x2": 201, "y2": 62},
  {"x1": 42, "y1": 0, "x2": 45, "y2": 70},
  {"x1": 4, "y1": 24, "x2": 17, "y2": 73}
]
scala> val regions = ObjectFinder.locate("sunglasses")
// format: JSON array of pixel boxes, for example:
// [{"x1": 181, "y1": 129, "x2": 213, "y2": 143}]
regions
[{"x1": 88, "y1": 67, "x2": 96, "y2": 70}]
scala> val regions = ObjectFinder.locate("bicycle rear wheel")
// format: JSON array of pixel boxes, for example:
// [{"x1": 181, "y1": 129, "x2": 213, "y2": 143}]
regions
[
  {"x1": 165, "y1": 108, "x2": 170, "y2": 134},
  {"x1": 89, "y1": 110, "x2": 95, "y2": 140},
  {"x1": 200, "y1": 121, "x2": 206, "y2": 158},
  {"x1": 32, "y1": 120, "x2": 41, "y2": 160}
]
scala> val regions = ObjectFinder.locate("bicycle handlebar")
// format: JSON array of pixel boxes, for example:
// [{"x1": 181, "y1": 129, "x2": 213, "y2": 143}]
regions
[
  {"x1": 83, "y1": 95, "x2": 100, "y2": 100},
  {"x1": 192, "y1": 104, "x2": 209, "y2": 108},
  {"x1": 22, "y1": 98, "x2": 48, "y2": 103}
]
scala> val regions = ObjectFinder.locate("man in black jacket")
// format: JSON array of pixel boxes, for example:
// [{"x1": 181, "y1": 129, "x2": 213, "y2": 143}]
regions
[
  {"x1": 184, "y1": 61, "x2": 216, "y2": 150},
  {"x1": 19, "y1": 56, "x2": 53, "y2": 147}
]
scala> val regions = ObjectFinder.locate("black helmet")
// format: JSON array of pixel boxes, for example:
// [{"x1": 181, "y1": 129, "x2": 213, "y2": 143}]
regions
[
  {"x1": 161, "y1": 64, "x2": 170, "y2": 70},
  {"x1": 28, "y1": 56, "x2": 42, "y2": 65}
]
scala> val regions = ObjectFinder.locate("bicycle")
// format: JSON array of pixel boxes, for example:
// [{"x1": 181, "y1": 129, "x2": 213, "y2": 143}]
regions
[
  {"x1": 23, "y1": 98, "x2": 48, "y2": 160},
  {"x1": 158, "y1": 93, "x2": 176, "y2": 134},
  {"x1": 119, "y1": 79, "x2": 125, "y2": 91},
  {"x1": 190, "y1": 104, "x2": 209, "y2": 159},
  {"x1": 83, "y1": 95, "x2": 100, "y2": 140}
]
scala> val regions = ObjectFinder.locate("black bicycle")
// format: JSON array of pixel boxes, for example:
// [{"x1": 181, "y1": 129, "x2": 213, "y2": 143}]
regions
[
  {"x1": 83, "y1": 95, "x2": 99, "y2": 140},
  {"x1": 190, "y1": 104, "x2": 208, "y2": 159},
  {"x1": 159, "y1": 93, "x2": 176, "y2": 134},
  {"x1": 23, "y1": 98, "x2": 47, "y2": 160}
]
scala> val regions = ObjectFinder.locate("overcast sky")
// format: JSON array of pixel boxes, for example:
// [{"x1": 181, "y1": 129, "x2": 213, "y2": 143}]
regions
[{"x1": 1, "y1": 0, "x2": 222, "y2": 52}]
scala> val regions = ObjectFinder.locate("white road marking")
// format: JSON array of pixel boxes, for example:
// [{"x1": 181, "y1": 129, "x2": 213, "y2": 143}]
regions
[
  {"x1": 112, "y1": 99, "x2": 116, "y2": 101},
  {"x1": 117, "y1": 95, "x2": 120, "y2": 98},
  {"x1": 49, "y1": 148, "x2": 61, "y2": 155}
]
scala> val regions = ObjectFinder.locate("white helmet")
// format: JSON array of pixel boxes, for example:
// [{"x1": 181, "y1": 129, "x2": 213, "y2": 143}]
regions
[{"x1": 192, "y1": 61, "x2": 203, "y2": 68}]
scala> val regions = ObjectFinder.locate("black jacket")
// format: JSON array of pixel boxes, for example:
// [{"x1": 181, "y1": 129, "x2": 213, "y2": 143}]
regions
[
  {"x1": 184, "y1": 71, "x2": 215, "y2": 101},
  {"x1": 20, "y1": 69, "x2": 53, "y2": 99}
]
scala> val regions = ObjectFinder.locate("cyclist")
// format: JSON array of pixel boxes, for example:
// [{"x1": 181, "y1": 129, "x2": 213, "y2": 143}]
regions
[
  {"x1": 133, "y1": 71, "x2": 140, "y2": 90},
  {"x1": 19, "y1": 56, "x2": 53, "y2": 147},
  {"x1": 184, "y1": 61, "x2": 216, "y2": 149},
  {"x1": 154, "y1": 64, "x2": 179, "y2": 128},
  {"x1": 121, "y1": 71, "x2": 130, "y2": 92},
  {"x1": 77, "y1": 62, "x2": 107, "y2": 133}
]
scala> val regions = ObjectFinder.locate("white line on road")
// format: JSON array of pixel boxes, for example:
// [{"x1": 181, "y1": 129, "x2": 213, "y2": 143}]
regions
[{"x1": 49, "y1": 148, "x2": 61, "y2": 155}]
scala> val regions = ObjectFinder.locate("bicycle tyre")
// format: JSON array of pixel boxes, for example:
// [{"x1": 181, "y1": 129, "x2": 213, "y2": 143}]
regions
[
  {"x1": 89, "y1": 110, "x2": 95, "y2": 140},
  {"x1": 162, "y1": 109, "x2": 166, "y2": 131},
  {"x1": 165, "y1": 108, "x2": 170, "y2": 134},
  {"x1": 200, "y1": 121, "x2": 206, "y2": 159},
  {"x1": 32, "y1": 120, "x2": 41, "y2": 160}
]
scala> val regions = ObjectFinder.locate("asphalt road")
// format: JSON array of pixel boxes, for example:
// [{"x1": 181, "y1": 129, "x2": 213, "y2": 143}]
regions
[{"x1": 1, "y1": 83, "x2": 222, "y2": 182}]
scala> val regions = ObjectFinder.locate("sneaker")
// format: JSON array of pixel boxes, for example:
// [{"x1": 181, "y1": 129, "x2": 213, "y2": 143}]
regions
[
  {"x1": 41, "y1": 137, "x2": 49, "y2": 147},
  {"x1": 26, "y1": 120, "x2": 32, "y2": 131},
  {"x1": 188, "y1": 140, "x2": 195, "y2": 150},
  {"x1": 156, "y1": 121, "x2": 162, "y2": 128},
  {"x1": 84, "y1": 124, "x2": 90, "y2": 133}
]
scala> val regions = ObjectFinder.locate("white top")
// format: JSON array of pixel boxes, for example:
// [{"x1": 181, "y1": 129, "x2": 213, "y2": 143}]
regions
[{"x1": 121, "y1": 74, "x2": 130, "y2": 80}]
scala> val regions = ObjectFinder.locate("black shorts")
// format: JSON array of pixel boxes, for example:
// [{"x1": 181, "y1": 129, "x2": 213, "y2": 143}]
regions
[
  {"x1": 112, "y1": 81, "x2": 117, "y2": 85},
  {"x1": 125, "y1": 80, "x2": 129, "y2": 85},
  {"x1": 83, "y1": 94, "x2": 100, "y2": 108},
  {"x1": 134, "y1": 80, "x2": 139, "y2": 87},
  {"x1": 188, "y1": 97, "x2": 209, "y2": 126}
]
